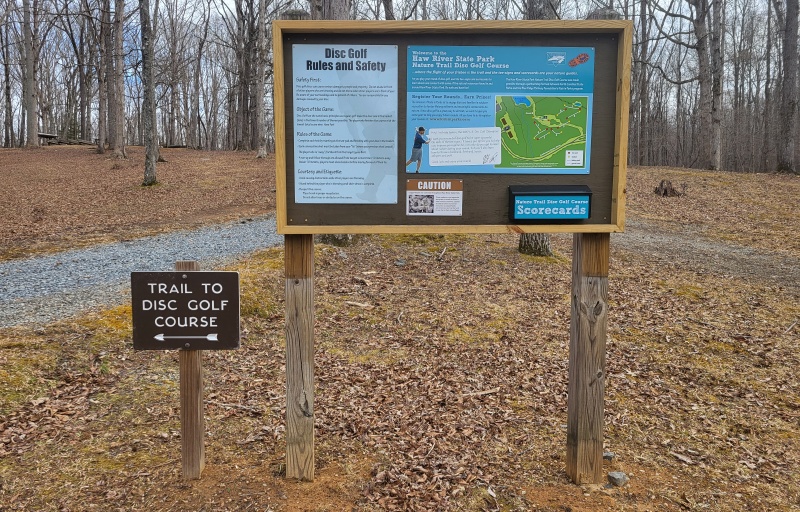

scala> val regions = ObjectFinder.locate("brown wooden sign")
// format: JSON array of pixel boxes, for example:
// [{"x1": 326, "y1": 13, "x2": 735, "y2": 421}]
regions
[
  {"x1": 273, "y1": 20, "x2": 632, "y2": 235},
  {"x1": 131, "y1": 271, "x2": 240, "y2": 350}
]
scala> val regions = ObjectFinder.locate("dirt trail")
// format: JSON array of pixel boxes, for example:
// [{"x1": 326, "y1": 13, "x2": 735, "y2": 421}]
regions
[{"x1": 613, "y1": 218, "x2": 799, "y2": 296}]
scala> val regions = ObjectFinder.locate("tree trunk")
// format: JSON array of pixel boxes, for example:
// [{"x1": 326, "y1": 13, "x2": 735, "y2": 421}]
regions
[
  {"x1": 169, "y1": 79, "x2": 179, "y2": 146},
  {"x1": 209, "y1": 79, "x2": 219, "y2": 150},
  {"x1": 709, "y1": 0, "x2": 723, "y2": 170},
  {"x1": 763, "y1": 0, "x2": 774, "y2": 169},
  {"x1": 676, "y1": 50, "x2": 685, "y2": 166},
  {"x1": 637, "y1": 0, "x2": 648, "y2": 166},
  {"x1": 382, "y1": 0, "x2": 395, "y2": 19},
  {"x1": 693, "y1": 1, "x2": 712, "y2": 168},
  {"x1": 96, "y1": 1, "x2": 108, "y2": 154},
  {"x1": 2, "y1": 26, "x2": 14, "y2": 148},
  {"x1": 63, "y1": 12, "x2": 90, "y2": 141},
  {"x1": 310, "y1": 0, "x2": 352, "y2": 20},
  {"x1": 112, "y1": 0, "x2": 126, "y2": 158},
  {"x1": 230, "y1": 0, "x2": 252, "y2": 151},
  {"x1": 80, "y1": 20, "x2": 89, "y2": 141},
  {"x1": 190, "y1": 1, "x2": 210, "y2": 150},
  {"x1": 518, "y1": 233, "x2": 554, "y2": 257},
  {"x1": 777, "y1": 0, "x2": 799, "y2": 173},
  {"x1": 255, "y1": 0, "x2": 268, "y2": 158},
  {"x1": 103, "y1": 0, "x2": 116, "y2": 150},
  {"x1": 140, "y1": 0, "x2": 157, "y2": 186},
  {"x1": 22, "y1": 0, "x2": 39, "y2": 148}
]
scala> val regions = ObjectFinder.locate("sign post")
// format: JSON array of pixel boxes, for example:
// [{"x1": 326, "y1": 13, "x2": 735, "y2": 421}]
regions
[
  {"x1": 568, "y1": 234, "x2": 609, "y2": 483},
  {"x1": 131, "y1": 262, "x2": 240, "y2": 480},
  {"x1": 284, "y1": 235, "x2": 315, "y2": 481}
]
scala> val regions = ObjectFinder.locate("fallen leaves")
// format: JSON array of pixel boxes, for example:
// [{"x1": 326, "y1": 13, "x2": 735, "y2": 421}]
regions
[
  {"x1": 0, "y1": 160, "x2": 799, "y2": 510},
  {"x1": 0, "y1": 147, "x2": 274, "y2": 261}
]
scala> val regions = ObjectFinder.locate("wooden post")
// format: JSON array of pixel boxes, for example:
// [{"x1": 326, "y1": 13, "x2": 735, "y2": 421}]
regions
[
  {"x1": 176, "y1": 260, "x2": 205, "y2": 480},
  {"x1": 567, "y1": 233, "x2": 609, "y2": 484},
  {"x1": 284, "y1": 234, "x2": 315, "y2": 480}
]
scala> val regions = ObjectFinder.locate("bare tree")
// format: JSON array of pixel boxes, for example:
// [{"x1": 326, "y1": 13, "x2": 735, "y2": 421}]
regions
[
  {"x1": 188, "y1": 0, "x2": 211, "y2": 149},
  {"x1": 255, "y1": 0, "x2": 268, "y2": 157},
  {"x1": 140, "y1": 0, "x2": 157, "y2": 185},
  {"x1": 22, "y1": 0, "x2": 39, "y2": 147},
  {"x1": 104, "y1": 0, "x2": 117, "y2": 149},
  {"x1": 217, "y1": 0, "x2": 256, "y2": 150},
  {"x1": 649, "y1": 0, "x2": 723, "y2": 170},
  {"x1": 763, "y1": 0, "x2": 775, "y2": 170},
  {"x1": 708, "y1": 0, "x2": 724, "y2": 170},
  {"x1": 112, "y1": 0, "x2": 126, "y2": 157},
  {"x1": 774, "y1": 0, "x2": 798, "y2": 173},
  {"x1": 96, "y1": 0, "x2": 108, "y2": 152},
  {"x1": 632, "y1": 0, "x2": 649, "y2": 165},
  {"x1": 60, "y1": 0, "x2": 94, "y2": 142},
  {"x1": 2, "y1": 22, "x2": 15, "y2": 147},
  {"x1": 0, "y1": 0, "x2": 792, "y2": 173}
]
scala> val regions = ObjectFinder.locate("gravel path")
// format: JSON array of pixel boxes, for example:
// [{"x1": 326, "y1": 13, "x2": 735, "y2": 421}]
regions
[
  {"x1": 2, "y1": 215, "x2": 797, "y2": 328},
  {"x1": 0, "y1": 216, "x2": 282, "y2": 328}
]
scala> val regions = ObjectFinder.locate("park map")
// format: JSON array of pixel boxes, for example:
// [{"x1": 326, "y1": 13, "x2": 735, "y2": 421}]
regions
[{"x1": 495, "y1": 95, "x2": 589, "y2": 169}]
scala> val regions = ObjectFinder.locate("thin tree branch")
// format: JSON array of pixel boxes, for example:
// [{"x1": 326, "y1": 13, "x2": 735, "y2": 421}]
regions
[{"x1": 641, "y1": 59, "x2": 699, "y2": 85}]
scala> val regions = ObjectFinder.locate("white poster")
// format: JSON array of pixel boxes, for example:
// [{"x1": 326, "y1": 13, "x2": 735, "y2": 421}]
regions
[
  {"x1": 292, "y1": 45, "x2": 399, "y2": 204},
  {"x1": 428, "y1": 127, "x2": 501, "y2": 166}
]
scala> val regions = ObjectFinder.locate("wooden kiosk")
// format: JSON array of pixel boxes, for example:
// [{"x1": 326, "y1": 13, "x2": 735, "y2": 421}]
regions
[{"x1": 273, "y1": 20, "x2": 632, "y2": 484}]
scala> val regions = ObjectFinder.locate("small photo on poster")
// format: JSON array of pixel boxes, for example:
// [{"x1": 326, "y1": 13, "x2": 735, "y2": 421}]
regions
[
  {"x1": 408, "y1": 194, "x2": 435, "y2": 214},
  {"x1": 406, "y1": 179, "x2": 463, "y2": 216}
]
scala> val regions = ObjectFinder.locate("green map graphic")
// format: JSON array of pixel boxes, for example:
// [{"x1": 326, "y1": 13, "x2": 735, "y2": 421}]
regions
[{"x1": 495, "y1": 96, "x2": 588, "y2": 169}]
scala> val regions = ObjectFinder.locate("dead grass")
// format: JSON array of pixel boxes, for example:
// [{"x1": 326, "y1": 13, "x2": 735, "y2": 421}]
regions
[
  {"x1": 0, "y1": 153, "x2": 798, "y2": 510},
  {"x1": 627, "y1": 166, "x2": 800, "y2": 257},
  {"x1": 0, "y1": 146, "x2": 274, "y2": 261}
]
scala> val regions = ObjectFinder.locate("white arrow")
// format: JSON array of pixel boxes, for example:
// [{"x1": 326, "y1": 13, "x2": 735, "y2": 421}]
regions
[{"x1": 154, "y1": 333, "x2": 219, "y2": 342}]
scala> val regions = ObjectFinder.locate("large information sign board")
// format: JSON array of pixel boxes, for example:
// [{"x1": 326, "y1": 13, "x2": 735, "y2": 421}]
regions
[
  {"x1": 131, "y1": 271, "x2": 240, "y2": 351},
  {"x1": 273, "y1": 20, "x2": 632, "y2": 234}
]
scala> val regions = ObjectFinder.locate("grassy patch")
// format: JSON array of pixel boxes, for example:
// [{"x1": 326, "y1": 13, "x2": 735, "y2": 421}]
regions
[
  {"x1": 0, "y1": 347, "x2": 58, "y2": 414},
  {"x1": 237, "y1": 249, "x2": 283, "y2": 319}
]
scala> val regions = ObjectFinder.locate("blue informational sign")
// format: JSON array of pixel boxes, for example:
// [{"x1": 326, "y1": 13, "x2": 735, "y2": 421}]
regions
[
  {"x1": 406, "y1": 46, "x2": 595, "y2": 175},
  {"x1": 512, "y1": 195, "x2": 590, "y2": 220}
]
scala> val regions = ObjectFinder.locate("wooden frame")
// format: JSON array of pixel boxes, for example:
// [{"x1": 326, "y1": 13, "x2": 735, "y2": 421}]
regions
[{"x1": 273, "y1": 20, "x2": 632, "y2": 235}]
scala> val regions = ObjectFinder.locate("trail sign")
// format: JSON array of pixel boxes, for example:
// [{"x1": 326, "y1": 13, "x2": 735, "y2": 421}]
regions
[{"x1": 131, "y1": 271, "x2": 240, "y2": 350}]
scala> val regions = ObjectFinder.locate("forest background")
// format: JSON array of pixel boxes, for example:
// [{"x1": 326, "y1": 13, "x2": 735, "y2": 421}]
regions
[
  {"x1": 2, "y1": 0, "x2": 800, "y2": 508},
  {"x1": 1, "y1": 0, "x2": 799, "y2": 175}
]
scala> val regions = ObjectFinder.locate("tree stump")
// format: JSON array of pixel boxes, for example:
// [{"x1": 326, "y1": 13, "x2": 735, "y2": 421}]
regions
[
  {"x1": 654, "y1": 180, "x2": 686, "y2": 197},
  {"x1": 519, "y1": 233, "x2": 553, "y2": 256}
]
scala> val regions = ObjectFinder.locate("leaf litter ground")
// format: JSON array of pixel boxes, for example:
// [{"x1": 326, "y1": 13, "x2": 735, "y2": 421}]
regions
[{"x1": 0, "y1": 148, "x2": 798, "y2": 510}]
